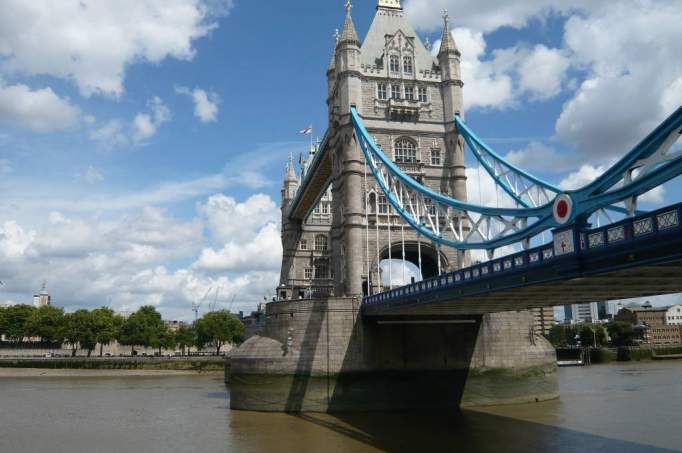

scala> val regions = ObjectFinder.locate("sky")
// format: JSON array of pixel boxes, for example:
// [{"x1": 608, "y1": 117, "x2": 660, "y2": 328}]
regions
[{"x1": 0, "y1": 0, "x2": 681, "y2": 320}]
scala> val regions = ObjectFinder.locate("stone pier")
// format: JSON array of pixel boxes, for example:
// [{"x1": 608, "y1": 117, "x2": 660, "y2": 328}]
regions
[{"x1": 229, "y1": 298, "x2": 558, "y2": 412}]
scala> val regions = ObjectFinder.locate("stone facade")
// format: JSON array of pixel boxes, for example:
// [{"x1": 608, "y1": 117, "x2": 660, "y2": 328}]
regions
[
  {"x1": 279, "y1": 1, "x2": 469, "y2": 299},
  {"x1": 230, "y1": 298, "x2": 558, "y2": 412}
]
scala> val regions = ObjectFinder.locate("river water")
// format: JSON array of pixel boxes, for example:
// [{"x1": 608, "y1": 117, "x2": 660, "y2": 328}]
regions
[{"x1": 1, "y1": 362, "x2": 680, "y2": 453}]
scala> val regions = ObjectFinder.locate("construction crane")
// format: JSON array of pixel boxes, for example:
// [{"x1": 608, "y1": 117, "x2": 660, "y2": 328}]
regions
[
  {"x1": 192, "y1": 287, "x2": 213, "y2": 321},
  {"x1": 208, "y1": 285, "x2": 221, "y2": 312}
]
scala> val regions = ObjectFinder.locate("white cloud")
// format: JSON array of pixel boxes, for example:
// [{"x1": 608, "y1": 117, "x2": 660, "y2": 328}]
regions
[
  {"x1": 176, "y1": 86, "x2": 220, "y2": 123},
  {"x1": 505, "y1": 141, "x2": 574, "y2": 173},
  {"x1": 517, "y1": 45, "x2": 570, "y2": 100},
  {"x1": 193, "y1": 222, "x2": 282, "y2": 273},
  {"x1": 199, "y1": 194, "x2": 279, "y2": 244},
  {"x1": 0, "y1": 0, "x2": 233, "y2": 98},
  {"x1": 132, "y1": 97, "x2": 171, "y2": 143},
  {"x1": 0, "y1": 82, "x2": 80, "y2": 132},
  {"x1": 0, "y1": 193, "x2": 282, "y2": 320},
  {"x1": 556, "y1": 1, "x2": 682, "y2": 160},
  {"x1": 89, "y1": 97, "x2": 171, "y2": 148}
]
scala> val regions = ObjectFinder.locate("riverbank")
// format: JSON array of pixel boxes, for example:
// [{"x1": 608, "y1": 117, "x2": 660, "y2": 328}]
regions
[
  {"x1": 0, "y1": 356, "x2": 226, "y2": 372},
  {"x1": 0, "y1": 368, "x2": 224, "y2": 378}
]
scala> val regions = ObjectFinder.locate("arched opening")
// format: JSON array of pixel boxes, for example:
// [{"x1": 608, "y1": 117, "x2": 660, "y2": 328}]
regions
[{"x1": 376, "y1": 241, "x2": 444, "y2": 288}]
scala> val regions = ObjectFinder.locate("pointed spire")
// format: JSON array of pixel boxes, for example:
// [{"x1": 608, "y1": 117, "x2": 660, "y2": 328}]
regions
[
  {"x1": 285, "y1": 153, "x2": 297, "y2": 182},
  {"x1": 339, "y1": 1, "x2": 360, "y2": 45},
  {"x1": 328, "y1": 29, "x2": 340, "y2": 73},
  {"x1": 438, "y1": 9, "x2": 459, "y2": 57}
]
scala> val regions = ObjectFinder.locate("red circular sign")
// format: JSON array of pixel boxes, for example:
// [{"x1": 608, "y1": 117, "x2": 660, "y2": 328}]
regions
[{"x1": 553, "y1": 194, "x2": 573, "y2": 225}]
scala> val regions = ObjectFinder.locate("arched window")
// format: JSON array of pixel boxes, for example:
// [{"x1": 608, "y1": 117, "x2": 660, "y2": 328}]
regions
[
  {"x1": 403, "y1": 56, "x2": 413, "y2": 74},
  {"x1": 394, "y1": 138, "x2": 417, "y2": 163},
  {"x1": 389, "y1": 55, "x2": 400, "y2": 73},
  {"x1": 315, "y1": 235, "x2": 328, "y2": 251}
]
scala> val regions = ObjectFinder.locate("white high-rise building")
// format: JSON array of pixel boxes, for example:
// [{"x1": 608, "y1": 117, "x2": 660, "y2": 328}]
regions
[{"x1": 32, "y1": 281, "x2": 51, "y2": 307}]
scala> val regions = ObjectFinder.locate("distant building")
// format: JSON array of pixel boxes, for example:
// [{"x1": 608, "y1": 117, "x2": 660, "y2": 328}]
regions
[
  {"x1": 633, "y1": 303, "x2": 682, "y2": 345},
  {"x1": 165, "y1": 320, "x2": 189, "y2": 332},
  {"x1": 665, "y1": 305, "x2": 682, "y2": 325},
  {"x1": 32, "y1": 281, "x2": 51, "y2": 307},
  {"x1": 563, "y1": 302, "x2": 611, "y2": 324}
]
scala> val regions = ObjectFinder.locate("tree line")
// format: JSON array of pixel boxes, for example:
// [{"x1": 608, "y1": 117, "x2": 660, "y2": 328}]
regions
[
  {"x1": 548, "y1": 321, "x2": 640, "y2": 348},
  {"x1": 0, "y1": 304, "x2": 244, "y2": 356}
]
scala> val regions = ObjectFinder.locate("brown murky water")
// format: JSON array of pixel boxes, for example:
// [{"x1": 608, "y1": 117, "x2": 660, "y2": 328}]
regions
[{"x1": 1, "y1": 362, "x2": 680, "y2": 452}]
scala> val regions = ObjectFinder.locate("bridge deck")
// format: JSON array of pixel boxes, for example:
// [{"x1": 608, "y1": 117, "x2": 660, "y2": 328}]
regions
[{"x1": 363, "y1": 204, "x2": 682, "y2": 318}]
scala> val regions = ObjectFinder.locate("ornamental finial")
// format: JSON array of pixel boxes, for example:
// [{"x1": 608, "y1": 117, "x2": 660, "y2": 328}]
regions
[
  {"x1": 345, "y1": 0, "x2": 352, "y2": 15},
  {"x1": 334, "y1": 28, "x2": 340, "y2": 44},
  {"x1": 443, "y1": 9, "x2": 449, "y2": 25}
]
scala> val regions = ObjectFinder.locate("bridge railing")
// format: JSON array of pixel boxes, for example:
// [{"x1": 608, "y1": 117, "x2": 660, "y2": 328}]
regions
[{"x1": 363, "y1": 202, "x2": 682, "y2": 307}]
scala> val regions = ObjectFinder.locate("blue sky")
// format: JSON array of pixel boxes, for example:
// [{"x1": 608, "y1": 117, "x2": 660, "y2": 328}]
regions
[{"x1": 0, "y1": 0, "x2": 681, "y2": 319}]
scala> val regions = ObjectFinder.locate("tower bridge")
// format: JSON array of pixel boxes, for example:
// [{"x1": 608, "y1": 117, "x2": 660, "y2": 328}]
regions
[{"x1": 230, "y1": 0, "x2": 682, "y2": 412}]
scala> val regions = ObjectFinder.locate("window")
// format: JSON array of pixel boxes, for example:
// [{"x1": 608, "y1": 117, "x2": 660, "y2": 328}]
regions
[
  {"x1": 314, "y1": 205, "x2": 321, "y2": 215},
  {"x1": 314, "y1": 259, "x2": 329, "y2": 279},
  {"x1": 391, "y1": 84, "x2": 401, "y2": 100},
  {"x1": 404, "y1": 86, "x2": 414, "y2": 101},
  {"x1": 315, "y1": 235, "x2": 328, "y2": 251},
  {"x1": 394, "y1": 138, "x2": 417, "y2": 163},
  {"x1": 418, "y1": 86, "x2": 428, "y2": 102},
  {"x1": 378, "y1": 195, "x2": 389, "y2": 214},
  {"x1": 403, "y1": 56, "x2": 413, "y2": 74},
  {"x1": 322, "y1": 203, "x2": 330, "y2": 215},
  {"x1": 377, "y1": 83, "x2": 387, "y2": 100},
  {"x1": 431, "y1": 149, "x2": 441, "y2": 166},
  {"x1": 300, "y1": 239, "x2": 308, "y2": 250},
  {"x1": 389, "y1": 55, "x2": 400, "y2": 73},
  {"x1": 304, "y1": 267, "x2": 313, "y2": 280}
]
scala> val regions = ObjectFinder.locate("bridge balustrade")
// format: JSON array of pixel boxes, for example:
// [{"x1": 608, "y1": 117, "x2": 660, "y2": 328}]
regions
[{"x1": 363, "y1": 203, "x2": 682, "y2": 307}]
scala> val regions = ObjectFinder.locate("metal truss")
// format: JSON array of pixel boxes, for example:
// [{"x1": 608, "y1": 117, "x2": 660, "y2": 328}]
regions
[{"x1": 351, "y1": 106, "x2": 682, "y2": 251}]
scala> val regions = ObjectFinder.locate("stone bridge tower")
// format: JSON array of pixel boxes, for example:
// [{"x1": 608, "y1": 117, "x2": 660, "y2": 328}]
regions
[{"x1": 326, "y1": 0, "x2": 468, "y2": 297}]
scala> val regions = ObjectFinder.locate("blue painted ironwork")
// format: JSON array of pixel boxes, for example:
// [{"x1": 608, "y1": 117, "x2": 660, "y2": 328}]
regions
[
  {"x1": 363, "y1": 202, "x2": 682, "y2": 308},
  {"x1": 352, "y1": 106, "x2": 682, "y2": 250},
  {"x1": 455, "y1": 114, "x2": 638, "y2": 217}
]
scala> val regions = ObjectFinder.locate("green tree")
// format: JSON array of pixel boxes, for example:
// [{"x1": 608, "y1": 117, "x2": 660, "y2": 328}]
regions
[
  {"x1": 26, "y1": 305, "x2": 66, "y2": 343},
  {"x1": 3, "y1": 305, "x2": 36, "y2": 342},
  {"x1": 607, "y1": 321, "x2": 637, "y2": 347},
  {"x1": 90, "y1": 307, "x2": 121, "y2": 357},
  {"x1": 195, "y1": 310, "x2": 245, "y2": 355},
  {"x1": 118, "y1": 306, "x2": 166, "y2": 355},
  {"x1": 64, "y1": 310, "x2": 97, "y2": 357},
  {"x1": 578, "y1": 324, "x2": 606, "y2": 347},
  {"x1": 0, "y1": 306, "x2": 6, "y2": 339},
  {"x1": 150, "y1": 326, "x2": 176, "y2": 355},
  {"x1": 175, "y1": 325, "x2": 195, "y2": 356}
]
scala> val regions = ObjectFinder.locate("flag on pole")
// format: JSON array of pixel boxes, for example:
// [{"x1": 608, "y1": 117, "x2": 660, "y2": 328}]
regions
[{"x1": 299, "y1": 125, "x2": 313, "y2": 135}]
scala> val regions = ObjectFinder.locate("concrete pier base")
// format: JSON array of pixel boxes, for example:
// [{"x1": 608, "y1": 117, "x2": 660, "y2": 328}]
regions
[{"x1": 229, "y1": 298, "x2": 558, "y2": 412}]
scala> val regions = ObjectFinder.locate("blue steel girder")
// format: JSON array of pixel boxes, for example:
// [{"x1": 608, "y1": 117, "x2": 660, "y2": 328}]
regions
[
  {"x1": 454, "y1": 114, "x2": 639, "y2": 218},
  {"x1": 351, "y1": 105, "x2": 682, "y2": 251}
]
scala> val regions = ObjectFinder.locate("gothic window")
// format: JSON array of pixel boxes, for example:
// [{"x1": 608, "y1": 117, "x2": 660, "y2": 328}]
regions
[
  {"x1": 404, "y1": 86, "x2": 414, "y2": 101},
  {"x1": 431, "y1": 149, "x2": 441, "y2": 166},
  {"x1": 389, "y1": 55, "x2": 400, "y2": 73},
  {"x1": 304, "y1": 267, "x2": 313, "y2": 280},
  {"x1": 322, "y1": 203, "x2": 330, "y2": 215},
  {"x1": 315, "y1": 235, "x2": 328, "y2": 251},
  {"x1": 378, "y1": 195, "x2": 389, "y2": 214},
  {"x1": 418, "y1": 86, "x2": 428, "y2": 102},
  {"x1": 300, "y1": 239, "x2": 308, "y2": 250},
  {"x1": 391, "y1": 84, "x2": 401, "y2": 100},
  {"x1": 314, "y1": 259, "x2": 329, "y2": 279},
  {"x1": 394, "y1": 138, "x2": 417, "y2": 163},
  {"x1": 377, "y1": 83, "x2": 387, "y2": 100},
  {"x1": 403, "y1": 56, "x2": 413, "y2": 74},
  {"x1": 314, "y1": 205, "x2": 321, "y2": 215}
]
